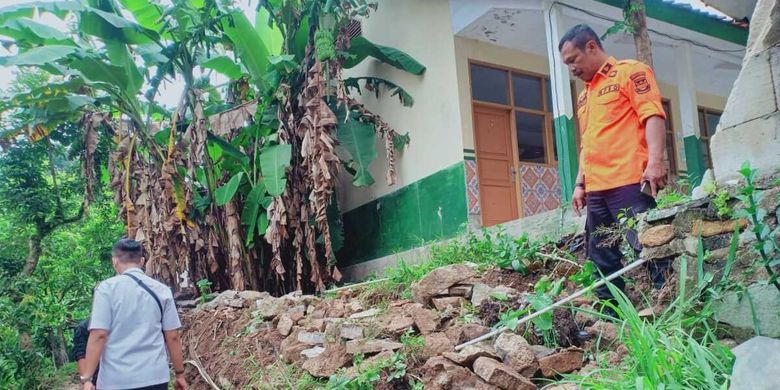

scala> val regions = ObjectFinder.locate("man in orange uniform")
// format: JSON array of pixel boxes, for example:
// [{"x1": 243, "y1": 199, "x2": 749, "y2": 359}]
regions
[{"x1": 558, "y1": 24, "x2": 671, "y2": 307}]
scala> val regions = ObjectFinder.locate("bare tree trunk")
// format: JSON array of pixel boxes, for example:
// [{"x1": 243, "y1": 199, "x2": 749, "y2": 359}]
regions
[
  {"x1": 629, "y1": 0, "x2": 654, "y2": 67},
  {"x1": 49, "y1": 328, "x2": 69, "y2": 368},
  {"x1": 22, "y1": 233, "x2": 42, "y2": 275}
]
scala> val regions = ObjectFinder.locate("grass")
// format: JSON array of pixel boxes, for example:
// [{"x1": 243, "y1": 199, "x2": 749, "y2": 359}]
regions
[{"x1": 245, "y1": 358, "x2": 324, "y2": 390}]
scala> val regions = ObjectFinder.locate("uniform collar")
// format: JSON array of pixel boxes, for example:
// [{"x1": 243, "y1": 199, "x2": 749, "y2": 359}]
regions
[
  {"x1": 122, "y1": 267, "x2": 144, "y2": 275},
  {"x1": 586, "y1": 56, "x2": 616, "y2": 86}
]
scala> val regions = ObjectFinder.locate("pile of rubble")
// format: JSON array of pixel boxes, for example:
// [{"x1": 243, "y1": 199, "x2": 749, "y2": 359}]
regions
[{"x1": 184, "y1": 263, "x2": 601, "y2": 389}]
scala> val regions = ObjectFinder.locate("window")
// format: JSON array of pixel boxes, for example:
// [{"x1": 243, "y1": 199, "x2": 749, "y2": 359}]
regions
[
  {"x1": 470, "y1": 62, "x2": 576, "y2": 165},
  {"x1": 661, "y1": 100, "x2": 677, "y2": 175},
  {"x1": 697, "y1": 107, "x2": 722, "y2": 169}
]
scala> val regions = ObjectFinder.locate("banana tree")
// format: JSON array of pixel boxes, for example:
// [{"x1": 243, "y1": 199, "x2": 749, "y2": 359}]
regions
[{"x1": 0, "y1": 0, "x2": 425, "y2": 295}]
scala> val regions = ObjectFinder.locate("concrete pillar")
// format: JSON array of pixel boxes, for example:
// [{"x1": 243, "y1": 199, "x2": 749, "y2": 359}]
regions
[
  {"x1": 674, "y1": 43, "x2": 706, "y2": 188},
  {"x1": 544, "y1": 3, "x2": 578, "y2": 203},
  {"x1": 710, "y1": 0, "x2": 780, "y2": 181}
]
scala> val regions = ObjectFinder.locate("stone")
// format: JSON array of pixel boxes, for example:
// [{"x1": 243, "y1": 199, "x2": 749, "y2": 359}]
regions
[
  {"x1": 691, "y1": 219, "x2": 749, "y2": 238},
  {"x1": 449, "y1": 284, "x2": 474, "y2": 298},
  {"x1": 280, "y1": 330, "x2": 309, "y2": 364},
  {"x1": 446, "y1": 323, "x2": 491, "y2": 345},
  {"x1": 324, "y1": 300, "x2": 348, "y2": 318},
  {"x1": 409, "y1": 306, "x2": 439, "y2": 334},
  {"x1": 411, "y1": 264, "x2": 477, "y2": 305},
  {"x1": 711, "y1": 112, "x2": 780, "y2": 182},
  {"x1": 348, "y1": 308, "x2": 381, "y2": 319},
  {"x1": 432, "y1": 296, "x2": 466, "y2": 311},
  {"x1": 301, "y1": 344, "x2": 350, "y2": 378},
  {"x1": 538, "y1": 347, "x2": 584, "y2": 377},
  {"x1": 639, "y1": 224, "x2": 675, "y2": 247},
  {"x1": 297, "y1": 331, "x2": 326, "y2": 345},
  {"x1": 346, "y1": 339, "x2": 404, "y2": 355},
  {"x1": 384, "y1": 316, "x2": 415, "y2": 334},
  {"x1": 545, "y1": 385, "x2": 579, "y2": 390},
  {"x1": 672, "y1": 208, "x2": 707, "y2": 236},
  {"x1": 493, "y1": 332, "x2": 538, "y2": 377},
  {"x1": 277, "y1": 315, "x2": 294, "y2": 336},
  {"x1": 575, "y1": 306, "x2": 596, "y2": 327},
  {"x1": 585, "y1": 321, "x2": 619, "y2": 346},
  {"x1": 421, "y1": 356, "x2": 500, "y2": 390},
  {"x1": 640, "y1": 238, "x2": 684, "y2": 260},
  {"x1": 691, "y1": 170, "x2": 716, "y2": 200},
  {"x1": 421, "y1": 332, "x2": 455, "y2": 359},
  {"x1": 646, "y1": 204, "x2": 684, "y2": 222},
  {"x1": 442, "y1": 342, "x2": 499, "y2": 366},
  {"x1": 637, "y1": 307, "x2": 656, "y2": 318},
  {"x1": 300, "y1": 346, "x2": 325, "y2": 359},
  {"x1": 255, "y1": 296, "x2": 285, "y2": 319},
  {"x1": 348, "y1": 300, "x2": 364, "y2": 313},
  {"x1": 289, "y1": 311, "x2": 305, "y2": 324},
  {"x1": 473, "y1": 357, "x2": 536, "y2": 390},
  {"x1": 758, "y1": 186, "x2": 780, "y2": 215},
  {"x1": 177, "y1": 299, "x2": 198, "y2": 309},
  {"x1": 530, "y1": 344, "x2": 555, "y2": 358},
  {"x1": 729, "y1": 336, "x2": 780, "y2": 390},
  {"x1": 471, "y1": 283, "x2": 493, "y2": 307},
  {"x1": 305, "y1": 319, "x2": 326, "y2": 332},
  {"x1": 339, "y1": 325, "x2": 364, "y2": 340},
  {"x1": 238, "y1": 290, "x2": 269, "y2": 301},
  {"x1": 718, "y1": 51, "x2": 777, "y2": 131},
  {"x1": 714, "y1": 283, "x2": 780, "y2": 338}
]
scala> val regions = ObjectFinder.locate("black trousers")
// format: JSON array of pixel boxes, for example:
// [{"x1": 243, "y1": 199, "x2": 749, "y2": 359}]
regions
[
  {"x1": 585, "y1": 183, "x2": 672, "y2": 300},
  {"x1": 126, "y1": 383, "x2": 168, "y2": 390}
]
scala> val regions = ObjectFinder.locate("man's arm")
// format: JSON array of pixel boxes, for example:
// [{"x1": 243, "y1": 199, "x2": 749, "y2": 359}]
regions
[
  {"x1": 81, "y1": 329, "x2": 108, "y2": 380},
  {"x1": 643, "y1": 116, "x2": 667, "y2": 196},
  {"x1": 164, "y1": 330, "x2": 188, "y2": 390}
]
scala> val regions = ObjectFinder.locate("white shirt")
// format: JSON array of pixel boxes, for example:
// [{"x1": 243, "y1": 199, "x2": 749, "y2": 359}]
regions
[{"x1": 90, "y1": 267, "x2": 181, "y2": 390}]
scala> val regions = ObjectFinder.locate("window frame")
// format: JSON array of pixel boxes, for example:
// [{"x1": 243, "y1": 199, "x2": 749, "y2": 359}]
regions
[
  {"x1": 697, "y1": 106, "x2": 723, "y2": 169},
  {"x1": 661, "y1": 99, "x2": 678, "y2": 176}
]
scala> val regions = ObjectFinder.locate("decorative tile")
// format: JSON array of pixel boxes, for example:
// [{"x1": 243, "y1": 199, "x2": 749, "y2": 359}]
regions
[
  {"x1": 519, "y1": 164, "x2": 561, "y2": 217},
  {"x1": 464, "y1": 160, "x2": 480, "y2": 215}
]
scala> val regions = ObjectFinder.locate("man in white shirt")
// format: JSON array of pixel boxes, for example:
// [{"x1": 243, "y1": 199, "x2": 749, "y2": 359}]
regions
[{"x1": 80, "y1": 239, "x2": 188, "y2": 390}]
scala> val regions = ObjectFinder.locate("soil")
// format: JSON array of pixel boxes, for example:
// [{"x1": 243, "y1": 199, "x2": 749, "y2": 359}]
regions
[{"x1": 552, "y1": 308, "x2": 580, "y2": 348}]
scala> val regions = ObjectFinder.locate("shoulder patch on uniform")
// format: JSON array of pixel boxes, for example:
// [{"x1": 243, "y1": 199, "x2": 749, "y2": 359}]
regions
[
  {"x1": 630, "y1": 71, "x2": 651, "y2": 94},
  {"x1": 599, "y1": 62, "x2": 613, "y2": 76}
]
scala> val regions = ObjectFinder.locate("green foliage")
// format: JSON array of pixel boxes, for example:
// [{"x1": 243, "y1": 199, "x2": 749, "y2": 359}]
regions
[
  {"x1": 196, "y1": 279, "x2": 213, "y2": 305},
  {"x1": 655, "y1": 187, "x2": 690, "y2": 209},
  {"x1": 712, "y1": 189, "x2": 732, "y2": 219},
  {"x1": 569, "y1": 261, "x2": 596, "y2": 287},
  {"x1": 336, "y1": 110, "x2": 378, "y2": 187},
  {"x1": 343, "y1": 36, "x2": 426, "y2": 74},
  {"x1": 323, "y1": 352, "x2": 409, "y2": 390}
]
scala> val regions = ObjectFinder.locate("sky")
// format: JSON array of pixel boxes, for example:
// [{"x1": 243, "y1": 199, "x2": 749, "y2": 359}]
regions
[{"x1": 0, "y1": 0, "x2": 733, "y2": 108}]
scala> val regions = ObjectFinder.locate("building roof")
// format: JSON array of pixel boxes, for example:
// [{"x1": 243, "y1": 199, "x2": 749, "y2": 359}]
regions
[{"x1": 594, "y1": 0, "x2": 748, "y2": 46}]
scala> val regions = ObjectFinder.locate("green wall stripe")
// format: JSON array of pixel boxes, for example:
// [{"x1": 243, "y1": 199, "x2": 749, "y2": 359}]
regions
[
  {"x1": 683, "y1": 135, "x2": 706, "y2": 190},
  {"x1": 338, "y1": 162, "x2": 468, "y2": 266},
  {"x1": 594, "y1": 0, "x2": 748, "y2": 46},
  {"x1": 554, "y1": 115, "x2": 578, "y2": 204}
]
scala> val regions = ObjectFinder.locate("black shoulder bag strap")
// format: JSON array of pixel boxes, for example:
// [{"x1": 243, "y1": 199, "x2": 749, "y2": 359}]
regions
[{"x1": 124, "y1": 273, "x2": 164, "y2": 322}]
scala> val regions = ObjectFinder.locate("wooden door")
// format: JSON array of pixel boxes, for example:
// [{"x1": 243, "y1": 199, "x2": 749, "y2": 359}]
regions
[{"x1": 473, "y1": 105, "x2": 519, "y2": 226}]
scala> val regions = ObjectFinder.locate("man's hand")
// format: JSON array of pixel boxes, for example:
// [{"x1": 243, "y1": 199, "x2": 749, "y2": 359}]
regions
[
  {"x1": 174, "y1": 373, "x2": 188, "y2": 390},
  {"x1": 83, "y1": 382, "x2": 96, "y2": 390},
  {"x1": 572, "y1": 187, "x2": 586, "y2": 217},
  {"x1": 641, "y1": 160, "x2": 668, "y2": 197}
]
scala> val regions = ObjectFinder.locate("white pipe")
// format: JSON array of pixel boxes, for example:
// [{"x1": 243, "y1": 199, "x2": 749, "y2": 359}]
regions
[{"x1": 454, "y1": 257, "x2": 649, "y2": 351}]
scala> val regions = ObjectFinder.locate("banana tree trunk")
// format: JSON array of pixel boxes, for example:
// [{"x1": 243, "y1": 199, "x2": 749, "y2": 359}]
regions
[
  {"x1": 49, "y1": 328, "x2": 69, "y2": 368},
  {"x1": 22, "y1": 233, "x2": 42, "y2": 275},
  {"x1": 630, "y1": 0, "x2": 654, "y2": 67}
]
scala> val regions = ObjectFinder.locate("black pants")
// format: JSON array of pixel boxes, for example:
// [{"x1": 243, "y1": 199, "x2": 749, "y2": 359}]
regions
[
  {"x1": 585, "y1": 183, "x2": 672, "y2": 300},
  {"x1": 126, "y1": 383, "x2": 168, "y2": 390}
]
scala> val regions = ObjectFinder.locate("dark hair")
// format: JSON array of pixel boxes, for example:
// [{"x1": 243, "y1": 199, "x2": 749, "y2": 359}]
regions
[
  {"x1": 558, "y1": 24, "x2": 603, "y2": 51},
  {"x1": 112, "y1": 238, "x2": 143, "y2": 262}
]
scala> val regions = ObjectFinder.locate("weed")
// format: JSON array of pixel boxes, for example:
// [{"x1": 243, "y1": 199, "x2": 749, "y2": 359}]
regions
[
  {"x1": 399, "y1": 329, "x2": 425, "y2": 362},
  {"x1": 196, "y1": 278, "x2": 213, "y2": 305},
  {"x1": 323, "y1": 352, "x2": 409, "y2": 390},
  {"x1": 246, "y1": 358, "x2": 323, "y2": 390},
  {"x1": 655, "y1": 187, "x2": 691, "y2": 209},
  {"x1": 712, "y1": 189, "x2": 732, "y2": 219}
]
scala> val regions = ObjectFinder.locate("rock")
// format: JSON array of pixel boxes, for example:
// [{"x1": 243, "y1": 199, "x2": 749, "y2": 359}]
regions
[
  {"x1": 691, "y1": 219, "x2": 748, "y2": 238},
  {"x1": 449, "y1": 284, "x2": 474, "y2": 298},
  {"x1": 324, "y1": 300, "x2": 348, "y2": 318},
  {"x1": 339, "y1": 325, "x2": 364, "y2": 340},
  {"x1": 443, "y1": 342, "x2": 499, "y2": 366},
  {"x1": 530, "y1": 345, "x2": 555, "y2": 358},
  {"x1": 446, "y1": 323, "x2": 491, "y2": 345},
  {"x1": 421, "y1": 356, "x2": 500, "y2": 390},
  {"x1": 280, "y1": 330, "x2": 309, "y2": 364},
  {"x1": 719, "y1": 338, "x2": 738, "y2": 349},
  {"x1": 758, "y1": 186, "x2": 780, "y2": 215},
  {"x1": 545, "y1": 385, "x2": 579, "y2": 390},
  {"x1": 639, "y1": 224, "x2": 675, "y2": 247},
  {"x1": 473, "y1": 357, "x2": 536, "y2": 390},
  {"x1": 300, "y1": 346, "x2": 325, "y2": 359},
  {"x1": 349, "y1": 308, "x2": 381, "y2": 319},
  {"x1": 238, "y1": 290, "x2": 269, "y2": 301},
  {"x1": 409, "y1": 306, "x2": 439, "y2": 334},
  {"x1": 304, "y1": 319, "x2": 326, "y2": 332},
  {"x1": 691, "y1": 169, "x2": 715, "y2": 200},
  {"x1": 301, "y1": 344, "x2": 350, "y2": 378},
  {"x1": 729, "y1": 336, "x2": 780, "y2": 390},
  {"x1": 538, "y1": 347, "x2": 584, "y2": 377},
  {"x1": 432, "y1": 296, "x2": 466, "y2": 311},
  {"x1": 277, "y1": 315, "x2": 294, "y2": 336},
  {"x1": 647, "y1": 204, "x2": 686, "y2": 222},
  {"x1": 640, "y1": 238, "x2": 684, "y2": 260},
  {"x1": 385, "y1": 316, "x2": 415, "y2": 334},
  {"x1": 297, "y1": 331, "x2": 326, "y2": 345},
  {"x1": 346, "y1": 339, "x2": 404, "y2": 355},
  {"x1": 585, "y1": 321, "x2": 619, "y2": 346},
  {"x1": 714, "y1": 283, "x2": 780, "y2": 338},
  {"x1": 471, "y1": 283, "x2": 493, "y2": 307},
  {"x1": 637, "y1": 307, "x2": 656, "y2": 318},
  {"x1": 672, "y1": 208, "x2": 706, "y2": 236},
  {"x1": 575, "y1": 306, "x2": 596, "y2": 327},
  {"x1": 348, "y1": 300, "x2": 364, "y2": 313},
  {"x1": 289, "y1": 311, "x2": 305, "y2": 324},
  {"x1": 493, "y1": 333, "x2": 538, "y2": 377},
  {"x1": 421, "y1": 332, "x2": 455, "y2": 359},
  {"x1": 177, "y1": 299, "x2": 198, "y2": 309},
  {"x1": 255, "y1": 296, "x2": 285, "y2": 319},
  {"x1": 411, "y1": 264, "x2": 477, "y2": 305}
]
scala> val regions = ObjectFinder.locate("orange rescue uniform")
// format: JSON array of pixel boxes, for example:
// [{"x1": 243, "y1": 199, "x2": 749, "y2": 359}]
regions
[{"x1": 577, "y1": 56, "x2": 666, "y2": 192}]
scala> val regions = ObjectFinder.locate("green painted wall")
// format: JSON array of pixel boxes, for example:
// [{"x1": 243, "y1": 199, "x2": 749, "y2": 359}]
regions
[
  {"x1": 339, "y1": 162, "x2": 469, "y2": 266},
  {"x1": 683, "y1": 135, "x2": 706, "y2": 189},
  {"x1": 554, "y1": 115, "x2": 578, "y2": 203},
  {"x1": 595, "y1": 0, "x2": 748, "y2": 46}
]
